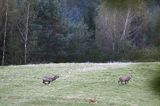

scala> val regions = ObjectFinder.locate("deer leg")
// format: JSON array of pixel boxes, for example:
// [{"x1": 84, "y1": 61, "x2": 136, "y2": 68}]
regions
[
  {"x1": 121, "y1": 81, "x2": 124, "y2": 84},
  {"x1": 125, "y1": 81, "x2": 128, "y2": 84},
  {"x1": 42, "y1": 80, "x2": 45, "y2": 84}
]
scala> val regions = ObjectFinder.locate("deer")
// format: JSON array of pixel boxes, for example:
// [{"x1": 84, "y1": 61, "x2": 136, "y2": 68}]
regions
[
  {"x1": 42, "y1": 75, "x2": 59, "y2": 85},
  {"x1": 88, "y1": 97, "x2": 96, "y2": 104},
  {"x1": 118, "y1": 71, "x2": 133, "y2": 84}
]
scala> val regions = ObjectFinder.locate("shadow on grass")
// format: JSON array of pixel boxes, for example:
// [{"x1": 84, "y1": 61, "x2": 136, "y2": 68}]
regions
[{"x1": 151, "y1": 70, "x2": 160, "y2": 97}]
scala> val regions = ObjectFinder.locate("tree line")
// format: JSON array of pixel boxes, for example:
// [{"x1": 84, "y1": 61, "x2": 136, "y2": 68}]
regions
[{"x1": 0, "y1": 0, "x2": 160, "y2": 65}]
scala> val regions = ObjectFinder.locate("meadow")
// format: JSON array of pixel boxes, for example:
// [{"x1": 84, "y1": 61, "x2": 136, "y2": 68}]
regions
[{"x1": 0, "y1": 62, "x2": 160, "y2": 106}]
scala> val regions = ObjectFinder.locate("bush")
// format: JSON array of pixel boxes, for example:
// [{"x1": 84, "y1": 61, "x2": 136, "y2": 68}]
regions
[{"x1": 123, "y1": 47, "x2": 160, "y2": 62}]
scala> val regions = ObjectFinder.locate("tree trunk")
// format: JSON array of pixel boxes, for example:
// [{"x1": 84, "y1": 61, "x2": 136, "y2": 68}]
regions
[
  {"x1": 2, "y1": 0, "x2": 8, "y2": 65},
  {"x1": 112, "y1": 42, "x2": 115, "y2": 52},
  {"x1": 121, "y1": 8, "x2": 131, "y2": 41},
  {"x1": 24, "y1": 3, "x2": 30, "y2": 64}
]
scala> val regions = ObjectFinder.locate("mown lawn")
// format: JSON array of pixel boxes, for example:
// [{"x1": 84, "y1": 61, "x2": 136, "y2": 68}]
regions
[{"x1": 0, "y1": 63, "x2": 160, "y2": 106}]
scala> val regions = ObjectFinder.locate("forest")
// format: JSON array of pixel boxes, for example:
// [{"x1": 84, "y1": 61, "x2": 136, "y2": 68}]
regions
[{"x1": 0, "y1": 0, "x2": 160, "y2": 65}]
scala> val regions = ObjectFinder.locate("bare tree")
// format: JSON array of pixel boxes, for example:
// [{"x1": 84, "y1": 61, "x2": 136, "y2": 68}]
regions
[
  {"x1": 17, "y1": 2, "x2": 30, "y2": 64},
  {"x1": 95, "y1": 4, "x2": 147, "y2": 53},
  {"x1": 24, "y1": 3, "x2": 30, "y2": 64},
  {"x1": 121, "y1": 8, "x2": 131, "y2": 41},
  {"x1": 1, "y1": 0, "x2": 8, "y2": 65}
]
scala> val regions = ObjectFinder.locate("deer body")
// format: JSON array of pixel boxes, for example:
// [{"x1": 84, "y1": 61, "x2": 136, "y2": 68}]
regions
[
  {"x1": 42, "y1": 75, "x2": 59, "y2": 85},
  {"x1": 118, "y1": 74, "x2": 132, "y2": 84},
  {"x1": 88, "y1": 98, "x2": 96, "y2": 104}
]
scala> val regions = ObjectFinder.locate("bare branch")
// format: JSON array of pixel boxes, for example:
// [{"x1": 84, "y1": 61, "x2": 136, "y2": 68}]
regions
[
  {"x1": 17, "y1": 23, "x2": 25, "y2": 41},
  {"x1": 120, "y1": 8, "x2": 131, "y2": 41}
]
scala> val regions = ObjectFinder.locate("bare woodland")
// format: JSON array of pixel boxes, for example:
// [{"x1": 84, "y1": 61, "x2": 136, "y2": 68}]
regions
[
  {"x1": 0, "y1": 0, "x2": 160, "y2": 65},
  {"x1": 96, "y1": 4, "x2": 147, "y2": 54}
]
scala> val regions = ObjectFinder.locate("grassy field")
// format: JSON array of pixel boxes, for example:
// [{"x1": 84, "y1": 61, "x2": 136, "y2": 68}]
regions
[{"x1": 0, "y1": 62, "x2": 160, "y2": 106}]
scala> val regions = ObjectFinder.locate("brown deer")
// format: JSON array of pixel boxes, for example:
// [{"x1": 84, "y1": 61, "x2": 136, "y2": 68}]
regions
[
  {"x1": 88, "y1": 97, "x2": 96, "y2": 104},
  {"x1": 118, "y1": 71, "x2": 132, "y2": 84},
  {"x1": 42, "y1": 75, "x2": 59, "y2": 85}
]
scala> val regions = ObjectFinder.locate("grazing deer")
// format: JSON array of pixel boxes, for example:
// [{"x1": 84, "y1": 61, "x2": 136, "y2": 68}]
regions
[
  {"x1": 118, "y1": 71, "x2": 132, "y2": 84},
  {"x1": 42, "y1": 75, "x2": 59, "y2": 85}
]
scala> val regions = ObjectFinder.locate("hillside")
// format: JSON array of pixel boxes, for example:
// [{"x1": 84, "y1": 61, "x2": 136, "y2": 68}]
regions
[{"x1": 0, "y1": 63, "x2": 160, "y2": 106}]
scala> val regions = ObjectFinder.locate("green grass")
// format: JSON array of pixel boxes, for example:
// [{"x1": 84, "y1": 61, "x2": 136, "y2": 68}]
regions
[{"x1": 0, "y1": 63, "x2": 160, "y2": 106}]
